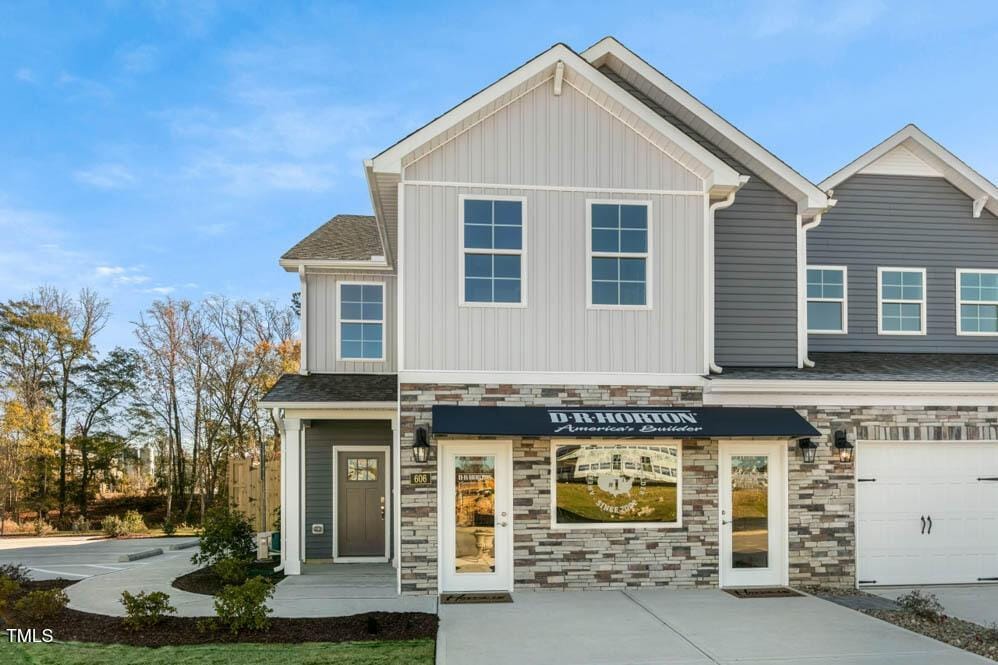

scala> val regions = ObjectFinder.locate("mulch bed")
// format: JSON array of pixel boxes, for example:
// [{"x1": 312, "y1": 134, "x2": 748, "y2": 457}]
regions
[
  {"x1": 2, "y1": 578, "x2": 437, "y2": 646},
  {"x1": 866, "y1": 610, "x2": 998, "y2": 662},
  {"x1": 172, "y1": 561, "x2": 284, "y2": 596}
]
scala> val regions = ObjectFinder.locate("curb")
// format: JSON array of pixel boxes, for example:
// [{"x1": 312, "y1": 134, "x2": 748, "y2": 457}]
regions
[
  {"x1": 167, "y1": 540, "x2": 199, "y2": 551},
  {"x1": 118, "y1": 547, "x2": 163, "y2": 562}
]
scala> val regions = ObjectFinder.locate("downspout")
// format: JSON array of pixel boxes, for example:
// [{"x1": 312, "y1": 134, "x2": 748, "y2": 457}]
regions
[
  {"x1": 800, "y1": 211, "x2": 825, "y2": 368},
  {"x1": 707, "y1": 176, "x2": 750, "y2": 374}
]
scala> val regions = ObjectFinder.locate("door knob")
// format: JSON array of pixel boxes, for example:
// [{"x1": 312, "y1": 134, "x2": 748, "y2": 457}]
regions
[{"x1": 498, "y1": 521, "x2": 508, "y2": 527}]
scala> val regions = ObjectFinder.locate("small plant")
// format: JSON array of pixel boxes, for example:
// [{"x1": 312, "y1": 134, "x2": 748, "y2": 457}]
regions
[
  {"x1": 162, "y1": 517, "x2": 177, "y2": 536},
  {"x1": 0, "y1": 563, "x2": 32, "y2": 584},
  {"x1": 120, "y1": 590, "x2": 176, "y2": 630},
  {"x1": 121, "y1": 510, "x2": 147, "y2": 534},
  {"x1": 984, "y1": 622, "x2": 998, "y2": 642},
  {"x1": 897, "y1": 590, "x2": 945, "y2": 621},
  {"x1": 0, "y1": 577, "x2": 23, "y2": 610},
  {"x1": 13, "y1": 589, "x2": 68, "y2": 622},
  {"x1": 70, "y1": 515, "x2": 89, "y2": 532},
  {"x1": 102, "y1": 515, "x2": 125, "y2": 537},
  {"x1": 213, "y1": 577, "x2": 274, "y2": 634},
  {"x1": 192, "y1": 506, "x2": 255, "y2": 567},
  {"x1": 33, "y1": 518, "x2": 50, "y2": 536},
  {"x1": 213, "y1": 557, "x2": 250, "y2": 585}
]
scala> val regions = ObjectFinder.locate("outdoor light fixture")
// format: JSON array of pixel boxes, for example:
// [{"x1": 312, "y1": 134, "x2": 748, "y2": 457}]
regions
[
  {"x1": 798, "y1": 438, "x2": 818, "y2": 464},
  {"x1": 833, "y1": 430, "x2": 855, "y2": 464},
  {"x1": 413, "y1": 426, "x2": 431, "y2": 464}
]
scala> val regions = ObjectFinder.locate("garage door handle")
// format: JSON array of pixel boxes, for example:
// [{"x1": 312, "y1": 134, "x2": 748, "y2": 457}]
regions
[
  {"x1": 927, "y1": 516, "x2": 932, "y2": 534},
  {"x1": 979, "y1": 477, "x2": 998, "y2": 481},
  {"x1": 920, "y1": 516, "x2": 926, "y2": 534}
]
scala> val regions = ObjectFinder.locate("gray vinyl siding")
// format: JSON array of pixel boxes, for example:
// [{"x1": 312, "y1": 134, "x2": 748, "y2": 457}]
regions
[
  {"x1": 304, "y1": 420, "x2": 392, "y2": 560},
  {"x1": 808, "y1": 174, "x2": 998, "y2": 352},
  {"x1": 306, "y1": 273, "x2": 397, "y2": 373},
  {"x1": 601, "y1": 66, "x2": 800, "y2": 367},
  {"x1": 401, "y1": 74, "x2": 708, "y2": 375}
]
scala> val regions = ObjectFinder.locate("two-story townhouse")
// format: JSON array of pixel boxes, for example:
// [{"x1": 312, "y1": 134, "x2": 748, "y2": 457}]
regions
[
  {"x1": 261, "y1": 37, "x2": 998, "y2": 598},
  {"x1": 710, "y1": 124, "x2": 998, "y2": 587}
]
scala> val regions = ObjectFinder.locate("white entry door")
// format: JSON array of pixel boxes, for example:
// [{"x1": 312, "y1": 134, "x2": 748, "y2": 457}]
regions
[
  {"x1": 440, "y1": 441, "x2": 513, "y2": 592},
  {"x1": 719, "y1": 441, "x2": 787, "y2": 588},
  {"x1": 857, "y1": 442, "x2": 998, "y2": 586}
]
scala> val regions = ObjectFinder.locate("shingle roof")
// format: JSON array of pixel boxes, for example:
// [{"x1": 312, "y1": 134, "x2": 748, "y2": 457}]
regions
[
  {"x1": 260, "y1": 373, "x2": 397, "y2": 403},
  {"x1": 281, "y1": 215, "x2": 384, "y2": 262},
  {"x1": 713, "y1": 353, "x2": 998, "y2": 382}
]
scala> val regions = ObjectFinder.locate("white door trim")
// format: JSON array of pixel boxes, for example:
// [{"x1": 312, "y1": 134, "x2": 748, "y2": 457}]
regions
[
  {"x1": 437, "y1": 440, "x2": 514, "y2": 593},
  {"x1": 332, "y1": 444, "x2": 391, "y2": 563},
  {"x1": 718, "y1": 440, "x2": 789, "y2": 588}
]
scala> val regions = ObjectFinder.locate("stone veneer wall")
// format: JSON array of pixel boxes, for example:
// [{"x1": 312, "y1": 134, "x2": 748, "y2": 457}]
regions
[
  {"x1": 399, "y1": 382, "x2": 998, "y2": 594},
  {"x1": 399, "y1": 384, "x2": 707, "y2": 594}
]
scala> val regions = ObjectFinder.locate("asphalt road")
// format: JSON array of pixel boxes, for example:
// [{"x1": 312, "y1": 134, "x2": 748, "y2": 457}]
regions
[{"x1": 0, "y1": 536, "x2": 197, "y2": 580}]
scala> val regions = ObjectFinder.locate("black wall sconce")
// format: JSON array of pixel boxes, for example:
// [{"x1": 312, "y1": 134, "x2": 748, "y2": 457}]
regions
[
  {"x1": 798, "y1": 438, "x2": 818, "y2": 464},
  {"x1": 833, "y1": 430, "x2": 855, "y2": 463},
  {"x1": 413, "y1": 426, "x2": 431, "y2": 464}
]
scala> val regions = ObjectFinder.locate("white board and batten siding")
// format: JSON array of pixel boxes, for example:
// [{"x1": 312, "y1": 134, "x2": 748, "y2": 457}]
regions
[
  {"x1": 305, "y1": 273, "x2": 398, "y2": 373},
  {"x1": 400, "y1": 78, "x2": 708, "y2": 375}
]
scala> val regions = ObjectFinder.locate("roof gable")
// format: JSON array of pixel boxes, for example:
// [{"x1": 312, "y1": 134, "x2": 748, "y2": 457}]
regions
[
  {"x1": 821, "y1": 124, "x2": 998, "y2": 218},
  {"x1": 370, "y1": 43, "x2": 743, "y2": 194},
  {"x1": 582, "y1": 37, "x2": 829, "y2": 217}
]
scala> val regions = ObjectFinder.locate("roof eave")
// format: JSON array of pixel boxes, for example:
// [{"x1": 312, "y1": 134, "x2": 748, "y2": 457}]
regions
[{"x1": 278, "y1": 258, "x2": 392, "y2": 273}]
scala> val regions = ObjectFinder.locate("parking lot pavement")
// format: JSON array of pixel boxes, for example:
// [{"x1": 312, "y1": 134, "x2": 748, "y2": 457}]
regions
[{"x1": 0, "y1": 536, "x2": 195, "y2": 580}]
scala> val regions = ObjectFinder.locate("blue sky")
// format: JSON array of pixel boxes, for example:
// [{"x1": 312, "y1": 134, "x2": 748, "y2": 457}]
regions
[{"x1": 2, "y1": 1, "x2": 997, "y2": 350}]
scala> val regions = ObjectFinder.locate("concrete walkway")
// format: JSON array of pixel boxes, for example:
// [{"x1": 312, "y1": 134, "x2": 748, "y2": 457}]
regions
[
  {"x1": 870, "y1": 585, "x2": 998, "y2": 628},
  {"x1": 437, "y1": 589, "x2": 992, "y2": 665},
  {"x1": 63, "y1": 549, "x2": 435, "y2": 617}
]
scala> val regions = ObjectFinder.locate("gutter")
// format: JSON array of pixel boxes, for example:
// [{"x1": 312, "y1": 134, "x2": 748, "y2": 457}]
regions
[
  {"x1": 799, "y1": 191, "x2": 837, "y2": 368},
  {"x1": 707, "y1": 176, "x2": 750, "y2": 374},
  {"x1": 269, "y1": 407, "x2": 286, "y2": 573}
]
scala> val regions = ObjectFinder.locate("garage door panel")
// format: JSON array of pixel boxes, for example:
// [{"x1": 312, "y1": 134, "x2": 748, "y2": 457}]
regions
[{"x1": 858, "y1": 442, "x2": 998, "y2": 586}]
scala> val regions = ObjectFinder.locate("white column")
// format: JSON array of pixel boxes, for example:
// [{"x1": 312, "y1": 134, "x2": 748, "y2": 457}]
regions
[
  {"x1": 281, "y1": 417, "x2": 303, "y2": 575},
  {"x1": 392, "y1": 414, "x2": 401, "y2": 592}
]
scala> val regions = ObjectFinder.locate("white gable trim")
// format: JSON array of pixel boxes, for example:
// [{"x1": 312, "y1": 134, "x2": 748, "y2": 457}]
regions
[
  {"x1": 821, "y1": 124, "x2": 998, "y2": 218},
  {"x1": 581, "y1": 37, "x2": 830, "y2": 217},
  {"x1": 858, "y1": 144, "x2": 942, "y2": 178},
  {"x1": 371, "y1": 43, "x2": 742, "y2": 194}
]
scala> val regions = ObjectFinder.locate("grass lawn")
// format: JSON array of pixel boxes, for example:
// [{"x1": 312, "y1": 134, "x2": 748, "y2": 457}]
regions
[{"x1": 1, "y1": 638, "x2": 435, "y2": 665}]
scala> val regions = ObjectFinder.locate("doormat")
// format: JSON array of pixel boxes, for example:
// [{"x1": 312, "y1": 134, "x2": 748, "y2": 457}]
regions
[
  {"x1": 440, "y1": 592, "x2": 513, "y2": 604},
  {"x1": 724, "y1": 587, "x2": 803, "y2": 599}
]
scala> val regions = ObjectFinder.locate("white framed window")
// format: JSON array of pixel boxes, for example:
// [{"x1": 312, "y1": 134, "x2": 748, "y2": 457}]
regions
[
  {"x1": 587, "y1": 200, "x2": 652, "y2": 309},
  {"x1": 550, "y1": 440, "x2": 681, "y2": 529},
  {"x1": 459, "y1": 195, "x2": 526, "y2": 306},
  {"x1": 877, "y1": 267, "x2": 926, "y2": 335},
  {"x1": 806, "y1": 266, "x2": 848, "y2": 334},
  {"x1": 957, "y1": 269, "x2": 998, "y2": 336},
  {"x1": 336, "y1": 281, "x2": 385, "y2": 361}
]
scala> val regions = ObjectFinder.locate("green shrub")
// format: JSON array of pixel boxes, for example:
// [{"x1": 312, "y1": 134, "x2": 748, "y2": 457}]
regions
[
  {"x1": 213, "y1": 577, "x2": 274, "y2": 634},
  {"x1": 120, "y1": 590, "x2": 176, "y2": 630},
  {"x1": 897, "y1": 590, "x2": 945, "y2": 621},
  {"x1": 0, "y1": 563, "x2": 31, "y2": 584},
  {"x1": 162, "y1": 517, "x2": 177, "y2": 536},
  {"x1": 192, "y1": 507, "x2": 255, "y2": 567},
  {"x1": 213, "y1": 557, "x2": 250, "y2": 585},
  {"x1": 0, "y1": 578, "x2": 23, "y2": 610},
  {"x1": 121, "y1": 510, "x2": 147, "y2": 534},
  {"x1": 13, "y1": 589, "x2": 68, "y2": 622}
]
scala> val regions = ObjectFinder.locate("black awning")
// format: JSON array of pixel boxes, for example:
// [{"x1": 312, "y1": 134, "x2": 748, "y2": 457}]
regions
[{"x1": 431, "y1": 405, "x2": 819, "y2": 439}]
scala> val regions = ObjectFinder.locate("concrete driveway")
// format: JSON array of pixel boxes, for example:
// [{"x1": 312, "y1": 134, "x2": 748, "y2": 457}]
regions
[
  {"x1": 438, "y1": 589, "x2": 992, "y2": 665},
  {"x1": 870, "y1": 585, "x2": 998, "y2": 628},
  {"x1": 0, "y1": 536, "x2": 195, "y2": 580}
]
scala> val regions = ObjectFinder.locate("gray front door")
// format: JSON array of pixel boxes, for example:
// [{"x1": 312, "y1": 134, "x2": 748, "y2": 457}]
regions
[{"x1": 337, "y1": 450, "x2": 386, "y2": 557}]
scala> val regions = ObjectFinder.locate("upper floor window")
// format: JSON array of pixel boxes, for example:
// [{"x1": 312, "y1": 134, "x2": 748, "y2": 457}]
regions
[
  {"x1": 588, "y1": 201, "x2": 650, "y2": 308},
  {"x1": 460, "y1": 196, "x2": 525, "y2": 305},
  {"x1": 806, "y1": 266, "x2": 847, "y2": 333},
  {"x1": 877, "y1": 268, "x2": 926, "y2": 335},
  {"x1": 338, "y1": 282, "x2": 384, "y2": 361},
  {"x1": 957, "y1": 269, "x2": 998, "y2": 335}
]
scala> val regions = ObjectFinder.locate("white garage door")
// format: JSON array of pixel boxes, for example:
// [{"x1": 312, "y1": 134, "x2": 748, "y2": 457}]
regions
[{"x1": 857, "y1": 442, "x2": 998, "y2": 586}]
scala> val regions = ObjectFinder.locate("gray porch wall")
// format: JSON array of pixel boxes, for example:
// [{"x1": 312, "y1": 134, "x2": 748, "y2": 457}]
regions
[{"x1": 304, "y1": 420, "x2": 393, "y2": 560}]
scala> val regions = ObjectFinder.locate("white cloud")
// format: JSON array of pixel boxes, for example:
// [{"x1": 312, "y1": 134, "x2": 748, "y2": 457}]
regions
[
  {"x1": 118, "y1": 44, "x2": 160, "y2": 74},
  {"x1": 74, "y1": 164, "x2": 137, "y2": 189},
  {"x1": 145, "y1": 286, "x2": 175, "y2": 295},
  {"x1": 14, "y1": 68, "x2": 36, "y2": 84},
  {"x1": 57, "y1": 72, "x2": 112, "y2": 101},
  {"x1": 94, "y1": 265, "x2": 150, "y2": 286}
]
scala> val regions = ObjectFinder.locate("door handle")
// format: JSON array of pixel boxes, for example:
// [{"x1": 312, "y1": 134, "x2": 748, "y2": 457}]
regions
[
  {"x1": 721, "y1": 520, "x2": 731, "y2": 525},
  {"x1": 380, "y1": 496, "x2": 385, "y2": 520},
  {"x1": 921, "y1": 516, "x2": 926, "y2": 534},
  {"x1": 498, "y1": 521, "x2": 508, "y2": 527},
  {"x1": 927, "y1": 516, "x2": 932, "y2": 534}
]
